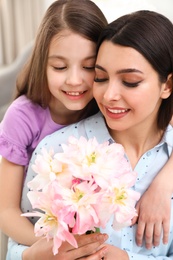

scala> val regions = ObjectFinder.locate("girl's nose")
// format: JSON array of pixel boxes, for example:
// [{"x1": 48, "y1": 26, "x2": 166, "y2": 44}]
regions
[{"x1": 66, "y1": 68, "x2": 83, "y2": 86}]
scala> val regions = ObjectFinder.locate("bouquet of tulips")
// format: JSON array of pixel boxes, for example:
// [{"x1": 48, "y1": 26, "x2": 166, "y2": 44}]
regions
[{"x1": 23, "y1": 136, "x2": 140, "y2": 255}]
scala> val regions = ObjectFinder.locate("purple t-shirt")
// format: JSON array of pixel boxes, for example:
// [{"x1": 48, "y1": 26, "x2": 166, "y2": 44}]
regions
[{"x1": 0, "y1": 95, "x2": 65, "y2": 166}]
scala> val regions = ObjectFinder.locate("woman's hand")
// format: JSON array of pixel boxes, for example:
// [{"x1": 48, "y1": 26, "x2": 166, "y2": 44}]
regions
[
  {"x1": 98, "y1": 244, "x2": 129, "y2": 260},
  {"x1": 22, "y1": 233, "x2": 108, "y2": 260},
  {"x1": 131, "y1": 179, "x2": 171, "y2": 249}
]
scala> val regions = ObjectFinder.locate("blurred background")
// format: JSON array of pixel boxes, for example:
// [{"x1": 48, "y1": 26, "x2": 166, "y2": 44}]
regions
[{"x1": 0, "y1": 0, "x2": 173, "y2": 121}]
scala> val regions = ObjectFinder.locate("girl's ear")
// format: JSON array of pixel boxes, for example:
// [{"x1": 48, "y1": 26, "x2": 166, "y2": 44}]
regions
[{"x1": 161, "y1": 73, "x2": 173, "y2": 99}]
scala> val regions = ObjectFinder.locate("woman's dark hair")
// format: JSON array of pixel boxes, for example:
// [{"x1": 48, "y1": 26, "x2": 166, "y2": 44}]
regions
[
  {"x1": 96, "y1": 10, "x2": 173, "y2": 130},
  {"x1": 15, "y1": 0, "x2": 107, "y2": 117}
]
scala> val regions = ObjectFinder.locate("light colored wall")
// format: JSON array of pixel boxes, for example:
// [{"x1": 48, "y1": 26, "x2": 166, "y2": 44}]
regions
[
  {"x1": 44, "y1": 0, "x2": 173, "y2": 22},
  {"x1": 94, "y1": 0, "x2": 173, "y2": 22}
]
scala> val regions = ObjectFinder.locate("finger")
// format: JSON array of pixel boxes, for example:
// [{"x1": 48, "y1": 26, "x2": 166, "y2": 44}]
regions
[
  {"x1": 144, "y1": 223, "x2": 154, "y2": 249},
  {"x1": 68, "y1": 235, "x2": 108, "y2": 259},
  {"x1": 131, "y1": 215, "x2": 138, "y2": 226},
  {"x1": 131, "y1": 202, "x2": 139, "y2": 225},
  {"x1": 162, "y1": 220, "x2": 170, "y2": 245},
  {"x1": 153, "y1": 222, "x2": 162, "y2": 247},
  {"x1": 77, "y1": 245, "x2": 108, "y2": 260},
  {"x1": 59, "y1": 233, "x2": 108, "y2": 254},
  {"x1": 135, "y1": 221, "x2": 145, "y2": 247},
  {"x1": 75, "y1": 233, "x2": 108, "y2": 248}
]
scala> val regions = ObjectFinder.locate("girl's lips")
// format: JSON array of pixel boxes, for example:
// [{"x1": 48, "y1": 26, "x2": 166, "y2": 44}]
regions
[
  {"x1": 65, "y1": 91, "x2": 85, "y2": 96},
  {"x1": 62, "y1": 90, "x2": 87, "y2": 100}
]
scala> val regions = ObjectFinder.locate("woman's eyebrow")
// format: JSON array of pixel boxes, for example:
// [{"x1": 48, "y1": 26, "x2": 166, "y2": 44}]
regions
[
  {"x1": 95, "y1": 64, "x2": 143, "y2": 74},
  {"x1": 95, "y1": 64, "x2": 106, "y2": 71},
  {"x1": 116, "y1": 68, "x2": 143, "y2": 74}
]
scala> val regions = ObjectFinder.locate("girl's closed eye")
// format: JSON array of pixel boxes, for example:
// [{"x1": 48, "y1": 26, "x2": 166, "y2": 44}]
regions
[
  {"x1": 53, "y1": 66, "x2": 67, "y2": 71},
  {"x1": 48, "y1": 57, "x2": 67, "y2": 71},
  {"x1": 83, "y1": 59, "x2": 96, "y2": 71},
  {"x1": 83, "y1": 66, "x2": 95, "y2": 70},
  {"x1": 48, "y1": 61, "x2": 67, "y2": 71}
]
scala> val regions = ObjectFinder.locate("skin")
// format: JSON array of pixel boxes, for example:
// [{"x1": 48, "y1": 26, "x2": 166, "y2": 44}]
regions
[{"x1": 92, "y1": 41, "x2": 172, "y2": 258}]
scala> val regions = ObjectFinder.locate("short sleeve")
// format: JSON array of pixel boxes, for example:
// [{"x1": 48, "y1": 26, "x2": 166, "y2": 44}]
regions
[
  {"x1": 0, "y1": 99, "x2": 35, "y2": 165},
  {"x1": 0, "y1": 96, "x2": 64, "y2": 166}
]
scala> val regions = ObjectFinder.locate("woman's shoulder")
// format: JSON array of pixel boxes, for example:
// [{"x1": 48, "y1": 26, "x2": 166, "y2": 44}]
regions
[
  {"x1": 35, "y1": 112, "x2": 109, "y2": 153},
  {"x1": 47, "y1": 112, "x2": 105, "y2": 138}
]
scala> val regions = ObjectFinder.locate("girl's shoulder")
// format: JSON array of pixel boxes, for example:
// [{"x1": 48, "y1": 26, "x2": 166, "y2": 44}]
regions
[
  {"x1": 8, "y1": 95, "x2": 45, "y2": 114},
  {"x1": 1, "y1": 95, "x2": 49, "y2": 126},
  {"x1": 0, "y1": 95, "x2": 49, "y2": 165}
]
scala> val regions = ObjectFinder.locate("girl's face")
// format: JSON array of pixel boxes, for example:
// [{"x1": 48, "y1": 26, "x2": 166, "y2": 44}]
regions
[
  {"x1": 47, "y1": 29, "x2": 96, "y2": 112},
  {"x1": 93, "y1": 41, "x2": 171, "y2": 133}
]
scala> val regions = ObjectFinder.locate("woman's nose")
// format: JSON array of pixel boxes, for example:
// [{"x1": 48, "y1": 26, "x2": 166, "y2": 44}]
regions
[{"x1": 103, "y1": 82, "x2": 121, "y2": 101}]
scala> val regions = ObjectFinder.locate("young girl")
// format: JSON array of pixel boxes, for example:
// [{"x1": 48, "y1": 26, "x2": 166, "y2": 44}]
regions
[
  {"x1": 19, "y1": 10, "x2": 173, "y2": 259},
  {"x1": 0, "y1": 0, "x2": 107, "y2": 253}
]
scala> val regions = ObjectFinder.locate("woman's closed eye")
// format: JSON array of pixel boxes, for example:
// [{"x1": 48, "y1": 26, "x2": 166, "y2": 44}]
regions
[
  {"x1": 123, "y1": 80, "x2": 142, "y2": 88},
  {"x1": 94, "y1": 77, "x2": 108, "y2": 83}
]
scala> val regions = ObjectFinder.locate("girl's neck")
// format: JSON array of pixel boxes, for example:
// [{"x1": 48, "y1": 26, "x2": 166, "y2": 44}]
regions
[
  {"x1": 48, "y1": 99, "x2": 93, "y2": 125},
  {"x1": 109, "y1": 122, "x2": 163, "y2": 169},
  {"x1": 49, "y1": 107, "x2": 87, "y2": 125}
]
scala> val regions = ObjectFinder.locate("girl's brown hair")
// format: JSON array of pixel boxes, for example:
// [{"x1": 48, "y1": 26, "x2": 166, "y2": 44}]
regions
[{"x1": 15, "y1": 0, "x2": 107, "y2": 116}]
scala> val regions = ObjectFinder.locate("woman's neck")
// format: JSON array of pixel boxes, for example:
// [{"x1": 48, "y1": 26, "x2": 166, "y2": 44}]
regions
[{"x1": 109, "y1": 123, "x2": 163, "y2": 169}]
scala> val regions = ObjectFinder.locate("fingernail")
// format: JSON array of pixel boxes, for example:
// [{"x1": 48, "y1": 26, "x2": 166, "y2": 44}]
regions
[
  {"x1": 102, "y1": 246, "x2": 108, "y2": 256},
  {"x1": 96, "y1": 234, "x2": 104, "y2": 240},
  {"x1": 103, "y1": 234, "x2": 108, "y2": 241}
]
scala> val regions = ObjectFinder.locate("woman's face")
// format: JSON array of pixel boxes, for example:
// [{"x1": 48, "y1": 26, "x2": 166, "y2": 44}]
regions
[
  {"x1": 47, "y1": 29, "x2": 96, "y2": 112},
  {"x1": 93, "y1": 41, "x2": 171, "y2": 133}
]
